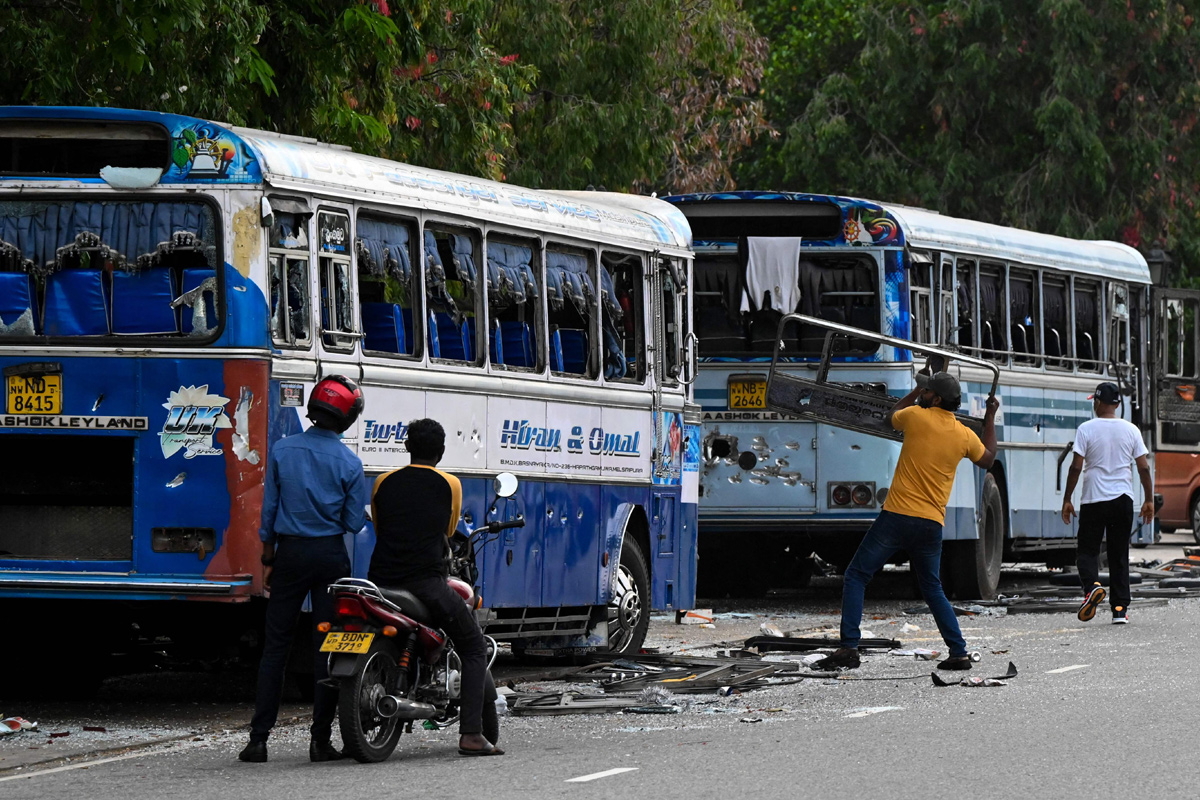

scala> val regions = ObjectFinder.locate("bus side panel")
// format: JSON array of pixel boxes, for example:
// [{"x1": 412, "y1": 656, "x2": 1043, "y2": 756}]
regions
[
  {"x1": 541, "y1": 481, "x2": 601, "y2": 607},
  {"x1": 474, "y1": 477, "x2": 544, "y2": 608},
  {"x1": 1002, "y1": 384, "x2": 1045, "y2": 540}
]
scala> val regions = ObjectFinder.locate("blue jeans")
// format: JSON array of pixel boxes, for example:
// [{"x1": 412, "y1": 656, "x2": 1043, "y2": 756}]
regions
[{"x1": 840, "y1": 510, "x2": 967, "y2": 657}]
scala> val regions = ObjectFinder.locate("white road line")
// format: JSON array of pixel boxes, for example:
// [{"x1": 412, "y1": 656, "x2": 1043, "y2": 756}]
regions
[
  {"x1": 1046, "y1": 664, "x2": 1090, "y2": 674},
  {"x1": 843, "y1": 706, "x2": 904, "y2": 718},
  {"x1": 0, "y1": 751, "x2": 152, "y2": 783},
  {"x1": 565, "y1": 767, "x2": 639, "y2": 783}
]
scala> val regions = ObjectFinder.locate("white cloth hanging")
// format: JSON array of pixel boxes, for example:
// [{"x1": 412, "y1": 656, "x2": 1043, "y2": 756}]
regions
[{"x1": 741, "y1": 237, "x2": 803, "y2": 313}]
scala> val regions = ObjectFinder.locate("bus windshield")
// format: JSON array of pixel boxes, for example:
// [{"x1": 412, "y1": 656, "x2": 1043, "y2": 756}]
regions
[{"x1": 0, "y1": 198, "x2": 220, "y2": 340}]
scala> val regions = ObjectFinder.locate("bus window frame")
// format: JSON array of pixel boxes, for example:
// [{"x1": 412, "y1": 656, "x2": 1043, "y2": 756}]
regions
[
  {"x1": 1008, "y1": 265, "x2": 1041, "y2": 368},
  {"x1": 907, "y1": 252, "x2": 934, "y2": 345},
  {"x1": 545, "y1": 240, "x2": 600, "y2": 382},
  {"x1": 600, "y1": 248, "x2": 648, "y2": 387},
  {"x1": 269, "y1": 210, "x2": 313, "y2": 351},
  {"x1": 485, "y1": 230, "x2": 544, "y2": 374},
  {"x1": 316, "y1": 207, "x2": 357, "y2": 353},
  {"x1": 1072, "y1": 276, "x2": 1102, "y2": 373},
  {"x1": 424, "y1": 221, "x2": 484, "y2": 369},
  {"x1": 355, "y1": 207, "x2": 424, "y2": 362},
  {"x1": 936, "y1": 255, "x2": 954, "y2": 346},
  {"x1": 1107, "y1": 280, "x2": 1131, "y2": 374},
  {"x1": 1041, "y1": 271, "x2": 1072, "y2": 371},
  {"x1": 954, "y1": 258, "x2": 979, "y2": 354},
  {"x1": 657, "y1": 254, "x2": 684, "y2": 388}
]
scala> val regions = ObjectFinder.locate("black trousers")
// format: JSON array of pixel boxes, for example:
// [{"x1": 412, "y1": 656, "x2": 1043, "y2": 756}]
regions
[
  {"x1": 1077, "y1": 494, "x2": 1134, "y2": 610},
  {"x1": 402, "y1": 575, "x2": 498, "y2": 738},
  {"x1": 250, "y1": 535, "x2": 350, "y2": 744}
]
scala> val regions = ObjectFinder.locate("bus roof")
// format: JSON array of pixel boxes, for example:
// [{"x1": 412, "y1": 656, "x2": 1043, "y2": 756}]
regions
[
  {"x1": 0, "y1": 106, "x2": 690, "y2": 250},
  {"x1": 665, "y1": 190, "x2": 1149, "y2": 283}
]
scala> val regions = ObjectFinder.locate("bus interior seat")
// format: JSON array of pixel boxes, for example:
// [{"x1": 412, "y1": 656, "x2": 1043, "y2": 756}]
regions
[
  {"x1": 552, "y1": 328, "x2": 588, "y2": 374},
  {"x1": 362, "y1": 302, "x2": 406, "y2": 354},
  {"x1": 180, "y1": 268, "x2": 217, "y2": 334},
  {"x1": 695, "y1": 304, "x2": 745, "y2": 353},
  {"x1": 0, "y1": 272, "x2": 38, "y2": 334},
  {"x1": 498, "y1": 320, "x2": 534, "y2": 367},
  {"x1": 463, "y1": 316, "x2": 498, "y2": 365},
  {"x1": 112, "y1": 267, "x2": 177, "y2": 335},
  {"x1": 43, "y1": 269, "x2": 109, "y2": 336},
  {"x1": 1075, "y1": 290, "x2": 1097, "y2": 365},
  {"x1": 431, "y1": 311, "x2": 472, "y2": 361}
]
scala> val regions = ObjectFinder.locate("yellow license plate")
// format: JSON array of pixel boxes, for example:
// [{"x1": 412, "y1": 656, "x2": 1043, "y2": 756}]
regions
[
  {"x1": 728, "y1": 378, "x2": 766, "y2": 410},
  {"x1": 7, "y1": 373, "x2": 61, "y2": 414},
  {"x1": 319, "y1": 631, "x2": 375, "y2": 654}
]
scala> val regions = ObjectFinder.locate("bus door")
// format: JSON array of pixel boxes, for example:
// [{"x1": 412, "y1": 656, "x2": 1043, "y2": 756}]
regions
[
  {"x1": 1150, "y1": 288, "x2": 1200, "y2": 451},
  {"x1": 651, "y1": 254, "x2": 686, "y2": 606}
]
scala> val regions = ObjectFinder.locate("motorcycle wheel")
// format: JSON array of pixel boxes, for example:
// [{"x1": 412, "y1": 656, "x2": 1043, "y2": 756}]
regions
[{"x1": 338, "y1": 639, "x2": 405, "y2": 763}]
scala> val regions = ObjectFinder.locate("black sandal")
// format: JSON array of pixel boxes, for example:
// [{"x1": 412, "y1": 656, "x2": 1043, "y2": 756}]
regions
[{"x1": 459, "y1": 742, "x2": 505, "y2": 757}]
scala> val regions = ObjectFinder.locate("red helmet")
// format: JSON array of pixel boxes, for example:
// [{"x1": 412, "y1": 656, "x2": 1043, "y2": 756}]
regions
[{"x1": 307, "y1": 375, "x2": 364, "y2": 433}]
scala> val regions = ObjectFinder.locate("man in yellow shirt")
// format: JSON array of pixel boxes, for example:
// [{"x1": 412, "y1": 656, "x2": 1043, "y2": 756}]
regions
[{"x1": 815, "y1": 369, "x2": 998, "y2": 671}]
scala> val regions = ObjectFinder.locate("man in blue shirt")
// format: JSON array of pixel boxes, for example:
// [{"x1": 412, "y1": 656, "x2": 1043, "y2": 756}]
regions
[{"x1": 239, "y1": 375, "x2": 368, "y2": 764}]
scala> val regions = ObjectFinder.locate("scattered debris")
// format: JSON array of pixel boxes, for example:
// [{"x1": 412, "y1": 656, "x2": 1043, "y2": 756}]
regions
[
  {"x1": 744, "y1": 635, "x2": 901, "y2": 653},
  {"x1": 759, "y1": 622, "x2": 785, "y2": 638},
  {"x1": 932, "y1": 662, "x2": 1018, "y2": 687},
  {"x1": 0, "y1": 717, "x2": 37, "y2": 735},
  {"x1": 677, "y1": 609, "x2": 714, "y2": 625},
  {"x1": 889, "y1": 648, "x2": 940, "y2": 660}
]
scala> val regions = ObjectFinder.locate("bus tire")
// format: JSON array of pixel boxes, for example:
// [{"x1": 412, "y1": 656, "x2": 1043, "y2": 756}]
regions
[
  {"x1": 947, "y1": 472, "x2": 1004, "y2": 600},
  {"x1": 606, "y1": 537, "x2": 650, "y2": 655}
]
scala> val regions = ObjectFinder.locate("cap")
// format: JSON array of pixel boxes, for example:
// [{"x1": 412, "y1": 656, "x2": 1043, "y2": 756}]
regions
[
  {"x1": 916, "y1": 371, "x2": 961, "y2": 402},
  {"x1": 1089, "y1": 382, "x2": 1121, "y2": 405}
]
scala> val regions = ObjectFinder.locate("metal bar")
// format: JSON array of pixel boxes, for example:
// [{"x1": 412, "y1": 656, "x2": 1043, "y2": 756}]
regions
[
  {"x1": 0, "y1": 578, "x2": 244, "y2": 594},
  {"x1": 774, "y1": 313, "x2": 1001, "y2": 396}
]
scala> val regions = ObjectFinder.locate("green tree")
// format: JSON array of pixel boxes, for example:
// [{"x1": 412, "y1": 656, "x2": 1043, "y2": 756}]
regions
[
  {"x1": 0, "y1": 0, "x2": 533, "y2": 180},
  {"x1": 739, "y1": 0, "x2": 1200, "y2": 273},
  {"x1": 492, "y1": 0, "x2": 769, "y2": 192}
]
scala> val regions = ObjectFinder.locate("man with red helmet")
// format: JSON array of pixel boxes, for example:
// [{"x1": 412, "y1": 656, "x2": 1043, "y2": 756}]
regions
[{"x1": 239, "y1": 375, "x2": 369, "y2": 764}]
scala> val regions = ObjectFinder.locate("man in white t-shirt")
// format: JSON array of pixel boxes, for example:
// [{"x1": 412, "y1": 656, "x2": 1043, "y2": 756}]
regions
[{"x1": 1061, "y1": 382, "x2": 1154, "y2": 624}]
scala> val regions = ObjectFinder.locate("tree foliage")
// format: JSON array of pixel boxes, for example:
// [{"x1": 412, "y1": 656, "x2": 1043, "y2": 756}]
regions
[
  {"x1": 738, "y1": 0, "x2": 1200, "y2": 274},
  {"x1": 492, "y1": 0, "x2": 769, "y2": 192}
]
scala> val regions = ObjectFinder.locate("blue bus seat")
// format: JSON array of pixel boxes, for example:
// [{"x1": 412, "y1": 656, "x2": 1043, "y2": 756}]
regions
[
  {"x1": 362, "y1": 302, "x2": 406, "y2": 354},
  {"x1": 427, "y1": 311, "x2": 441, "y2": 358},
  {"x1": 498, "y1": 320, "x2": 534, "y2": 367},
  {"x1": 44, "y1": 270, "x2": 109, "y2": 336},
  {"x1": 432, "y1": 312, "x2": 471, "y2": 360},
  {"x1": 0, "y1": 272, "x2": 38, "y2": 334},
  {"x1": 112, "y1": 268, "x2": 178, "y2": 335},
  {"x1": 550, "y1": 328, "x2": 563, "y2": 372},
  {"x1": 556, "y1": 328, "x2": 588, "y2": 374},
  {"x1": 180, "y1": 269, "x2": 218, "y2": 334}
]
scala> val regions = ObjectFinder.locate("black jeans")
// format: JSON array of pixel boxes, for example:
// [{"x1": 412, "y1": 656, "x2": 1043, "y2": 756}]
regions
[
  {"x1": 250, "y1": 535, "x2": 350, "y2": 744},
  {"x1": 1077, "y1": 494, "x2": 1134, "y2": 610},
  {"x1": 402, "y1": 575, "x2": 498, "y2": 739}
]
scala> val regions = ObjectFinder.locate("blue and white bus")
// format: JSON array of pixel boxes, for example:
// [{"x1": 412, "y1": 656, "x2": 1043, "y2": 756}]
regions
[
  {"x1": 0, "y1": 107, "x2": 699, "y2": 673},
  {"x1": 664, "y1": 191, "x2": 1155, "y2": 599}
]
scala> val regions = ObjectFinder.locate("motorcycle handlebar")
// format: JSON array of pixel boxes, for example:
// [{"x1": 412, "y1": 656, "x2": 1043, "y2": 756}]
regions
[{"x1": 486, "y1": 517, "x2": 526, "y2": 533}]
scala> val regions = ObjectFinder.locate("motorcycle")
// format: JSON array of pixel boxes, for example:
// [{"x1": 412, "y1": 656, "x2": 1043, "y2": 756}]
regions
[{"x1": 320, "y1": 472, "x2": 524, "y2": 763}]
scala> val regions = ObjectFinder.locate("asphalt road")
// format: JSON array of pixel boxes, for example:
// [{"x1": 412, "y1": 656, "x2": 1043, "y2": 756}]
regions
[{"x1": 1, "y1": 535, "x2": 1195, "y2": 798}]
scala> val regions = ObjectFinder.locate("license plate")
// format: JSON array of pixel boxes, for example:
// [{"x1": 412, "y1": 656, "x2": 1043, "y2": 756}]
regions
[
  {"x1": 728, "y1": 377, "x2": 766, "y2": 410},
  {"x1": 6, "y1": 373, "x2": 62, "y2": 414},
  {"x1": 319, "y1": 631, "x2": 375, "y2": 654}
]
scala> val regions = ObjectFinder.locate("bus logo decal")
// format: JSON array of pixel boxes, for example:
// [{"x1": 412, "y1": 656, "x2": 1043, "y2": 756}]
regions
[
  {"x1": 590, "y1": 427, "x2": 640, "y2": 458},
  {"x1": 160, "y1": 385, "x2": 231, "y2": 459},
  {"x1": 500, "y1": 419, "x2": 562, "y2": 453},
  {"x1": 363, "y1": 420, "x2": 409, "y2": 445}
]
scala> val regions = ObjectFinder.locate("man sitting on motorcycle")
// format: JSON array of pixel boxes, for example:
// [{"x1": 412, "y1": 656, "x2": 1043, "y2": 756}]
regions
[{"x1": 367, "y1": 418, "x2": 504, "y2": 757}]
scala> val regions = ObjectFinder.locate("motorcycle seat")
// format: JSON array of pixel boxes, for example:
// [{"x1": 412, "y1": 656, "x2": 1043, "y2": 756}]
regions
[{"x1": 377, "y1": 587, "x2": 434, "y2": 625}]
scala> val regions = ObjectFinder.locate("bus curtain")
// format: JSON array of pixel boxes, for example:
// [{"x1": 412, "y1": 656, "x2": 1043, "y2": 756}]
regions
[
  {"x1": 486, "y1": 242, "x2": 538, "y2": 306},
  {"x1": 545, "y1": 251, "x2": 596, "y2": 320},
  {"x1": 0, "y1": 201, "x2": 212, "y2": 274},
  {"x1": 355, "y1": 217, "x2": 412, "y2": 284},
  {"x1": 448, "y1": 234, "x2": 479, "y2": 295}
]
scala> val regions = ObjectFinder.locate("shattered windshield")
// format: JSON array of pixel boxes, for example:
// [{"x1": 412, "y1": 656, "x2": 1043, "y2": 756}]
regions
[{"x1": 0, "y1": 198, "x2": 220, "y2": 341}]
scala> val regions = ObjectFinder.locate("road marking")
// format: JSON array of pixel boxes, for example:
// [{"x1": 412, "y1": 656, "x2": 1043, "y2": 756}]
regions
[
  {"x1": 0, "y1": 751, "x2": 152, "y2": 783},
  {"x1": 844, "y1": 706, "x2": 903, "y2": 718},
  {"x1": 566, "y1": 767, "x2": 639, "y2": 783},
  {"x1": 1046, "y1": 664, "x2": 1090, "y2": 674}
]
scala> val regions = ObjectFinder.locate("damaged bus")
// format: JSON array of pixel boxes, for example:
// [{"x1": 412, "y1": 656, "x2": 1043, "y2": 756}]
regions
[
  {"x1": 0, "y1": 107, "x2": 699, "y2": 684},
  {"x1": 664, "y1": 191, "x2": 1157, "y2": 599}
]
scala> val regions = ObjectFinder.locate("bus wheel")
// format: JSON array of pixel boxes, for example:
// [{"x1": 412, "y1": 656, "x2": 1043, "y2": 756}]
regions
[
  {"x1": 948, "y1": 473, "x2": 1004, "y2": 600},
  {"x1": 607, "y1": 538, "x2": 650, "y2": 655},
  {"x1": 1191, "y1": 495, "x2": 1200, "y2": 545}
]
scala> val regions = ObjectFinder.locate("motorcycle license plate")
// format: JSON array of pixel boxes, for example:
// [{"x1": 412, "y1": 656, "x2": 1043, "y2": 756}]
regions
[{"x1": 319, "y1": 632, "x2": 375, "y2": 654}]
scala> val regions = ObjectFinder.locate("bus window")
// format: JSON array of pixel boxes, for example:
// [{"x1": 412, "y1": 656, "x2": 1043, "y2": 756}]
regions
[
  {"x1": 425, "y1": 227, "x2": 481, "y2": 364},
  {"x1": 485, "y1": 235, "x2": 541, "y2": 371},
  {"x1": 1043, "y1": 274, "x2": 1070, "y2": 369},
  {"x1": 269, "y1": 211, "x2": 311, "y2": 347},
  {"x1": 660, "y1": 256, "x2": 684, "y2": 383},
  {"x1": 794, "y1": 255, "x2": 879, "y2": 354},
  {"x1": 908, "y1": 256, "x2": 933, "y2": 344},
  {"x1": 955, "y1": 261, "x2": 976, "y2": 351},
  {"x1": 601, "y1": 251, "x2": 645, "y2": 382},
  {"x1": 1009, "y1": 269, "x2": 1039, "y2": 365},
  {"x1": 1074, "y1": 280, "x2": 1101, "y2": 371},
  {"x1": 693, "y1": 250, "x2": 745, "y2": 355},
  {"x1": 937, "y1": 259, "x2": 954, "y2": 346},
  {"x1": 318, "y1": 211, "x2": 354, "y2": 350},
  {"x1": 356, "y1": 213, "x2": 420, "y2": 358},
  {"x1": 546, "y1": 245, "x2": 597, "y2": 378},
  {"x1": 979, "y1": 265, "x2": 1007, "y2": 362},
  {"x1": 1108, "y1": 282, "x2": 1130, "y2": 369}
]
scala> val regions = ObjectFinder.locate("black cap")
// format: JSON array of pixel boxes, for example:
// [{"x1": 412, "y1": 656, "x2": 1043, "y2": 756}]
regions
[
  {"x1": 916, "y1": 371, "x2": 961, "y2": 403},
  {"x1": 1089, "y1": 382, "x2": 1121, "y2": 404}
]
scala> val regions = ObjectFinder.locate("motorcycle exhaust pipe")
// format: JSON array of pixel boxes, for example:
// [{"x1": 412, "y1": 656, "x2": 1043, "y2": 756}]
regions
[{"x1": 376, "y1": 695, "x2": 438, "y2": 720}]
